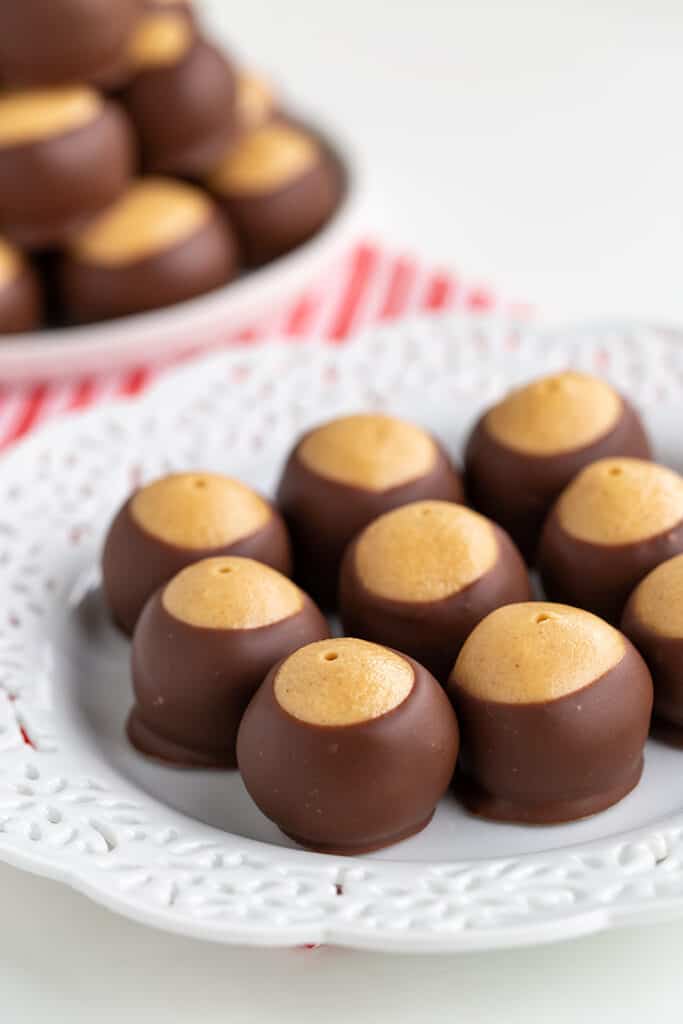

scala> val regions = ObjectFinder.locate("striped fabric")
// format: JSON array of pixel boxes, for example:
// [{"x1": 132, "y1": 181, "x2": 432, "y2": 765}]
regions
[{"x1": 0, "y1": 241, "x2": 517, "y2": 449}]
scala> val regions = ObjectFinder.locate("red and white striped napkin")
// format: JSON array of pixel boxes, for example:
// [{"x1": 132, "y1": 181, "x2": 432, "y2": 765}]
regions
[{"x1": 0, "y1": 241, "x2": 520, "y2": 449}]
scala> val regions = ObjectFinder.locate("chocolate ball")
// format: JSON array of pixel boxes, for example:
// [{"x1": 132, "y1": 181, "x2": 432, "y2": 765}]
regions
[
  {"x1": 0, "y1": 238, "x2": 42, "y2": 334},
  {"x1": 277, "y1": 413, "x2": 465, "y2": 609},
  {"x1": 622, "y1": 554, "x2": 683, "y2": 736},
  {"x1": 122, "y1": 14, "x2": 237, "y2": 176},
  {"x1": 465, "y1": 371, "x2": 651, "y2": 563},
  {"x1": 0, "y1": 0, "x2": 141, "y2": 87},
  {"x1": 103, "y1": 471, "x2": 292, "y2": 635},
  {"x1": 448, "y1": 602, "x2": 653, "y2": 824},
  {"x1": 340, "y1": 500, "x2": 531, "y2": 681},
  {"x1": 237, "y1": 638, "x2": 459, "y2": 853},
  {"x1": 0, "y1": 88, "x2": 135, "y2": 250},
  {"x1": 207, "y1": 123, "x2": 342, "y2": 265},
  {"x1": 59, "y1": 177, "x2": 238, "y2": 323},
  {"x1": 130, "y1": 557, "x2": 329, "y2": 768},
  {"x1": 539, "y1": 458, "x2": 683, "y2": 624}
]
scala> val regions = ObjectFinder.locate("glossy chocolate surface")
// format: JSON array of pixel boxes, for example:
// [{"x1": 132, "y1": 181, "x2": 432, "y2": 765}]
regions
[
  {"x1": 60, "y1": 210, "x2": 238, "y2": 323},
  {"x1": 277, "y1": 440, "x2": 464, "y2": 610},
  {"x1": 130, "y1": 589, "x2": 329, "y2": 768},
  {"x1": 103, "y1": 496, "x2": 292, "y2": 635},
  {"x1": 0, "y1": 0, "x2": 141, "y2": 86},
  {"x1": 237, "y1": 653, "x2": 459, "y2": 854},
  {"x1": 218, "y1": 155, "x2": 342, "y2": 267},
  {"x1": 340, "y1": 524, "x2": 531, "y2": 682},
  {"x1": 539, "y1": 513, "x2": 683, "y2": 625},
  {"x1": 465, "y1": 399, "x2": 651, "y2": 564},
  {"x1": 449, "y1": 643, "x2": 653, "y2": 823},
  {"x1": 0, "y1": 103, "x2": 135, "y2": 251},
  {"x1": 0, "y1": 265, "x2": 42, "y2": 334},
  {"x1": 123, "y1": 38, "x2": 237, "y2": 176}
]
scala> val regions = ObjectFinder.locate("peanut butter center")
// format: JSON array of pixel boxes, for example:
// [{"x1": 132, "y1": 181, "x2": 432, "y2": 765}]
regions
[
  {"x1": 208, "y1": 124, "x2": 319, "y2": 195},
  {"x1": 162, "y1": 556, "x2": 303, "y2": 629},
  {"x1": 485, "y1": 371, "x2": 622, "y2": 456},
  {"x1": 452, "y1": 602, "x2": 625, "y2": 703},
  {"x1": 71, "y1": 179, "x2": 212, "y2": 266},
  {"x1": 355, "y1": 501, "x2": 498, "y2": 602},
  {"x1": 274, "y1": 638, "x2": 414, "y2": 726},
  {"x1": 129, "y1": 12, "x2": 193, "y2": 68},
  {"x1": 631, "y1": 554, "x2": 683, "y2": 638},
  {"x1": 131, "y1": 472, "x2": 271, "y2": 549},
  {"x1": 298, "y1": 413, "x2": 437, "y2": 492},
  {"x1": 0, "y1": 238, "x2": 24, "y2": 288},
  {"x1": 556, "y1": 458, "x2": 683, "y2": 545},
  {"x1": 0, "y1": 88, "x2": 101, "y2": 147}
]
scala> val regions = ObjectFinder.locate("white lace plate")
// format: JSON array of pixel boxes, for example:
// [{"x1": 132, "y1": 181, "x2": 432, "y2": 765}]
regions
[{"x1": 2, "y1": 316, "x2": 683, "y2": 954}]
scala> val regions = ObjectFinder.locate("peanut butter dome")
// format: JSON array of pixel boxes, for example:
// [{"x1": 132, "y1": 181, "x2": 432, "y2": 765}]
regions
[
  {"x1": 485, "y1": 371, "x2": 622, "y2": 456},
  {"x1": 449, "y1": 602, "x2": 653, "y2": 824},
  {"x1": 277, "y1": 414, "x2": 464, "y2": 609},
  {"x1": 102, "y1": 472, "x2": 292, "y2": 635},
  {"x1": 340, "y1": 501, "x2": 531, "y2": 680},
  {"x1": 464, "y1": 372, "x2": 651, "y2": 564},
  {"x1": 452, "y1": 602, "x2": 626, "y2": 704},
  {"x1": 274, "y1": 638, "x2": 414, "y2": 726},
  {"x1": 626, "y1": 554, "x2": 683, "y2": 638},
  {"x1": 539, "y1": 459, "x2": 683, "y2": 623}
]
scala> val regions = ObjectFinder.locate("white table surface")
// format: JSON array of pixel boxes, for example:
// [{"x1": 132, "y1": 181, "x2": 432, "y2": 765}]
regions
[{"x1": 6, "y1": 1, "x2": 683, "y2": 1020}]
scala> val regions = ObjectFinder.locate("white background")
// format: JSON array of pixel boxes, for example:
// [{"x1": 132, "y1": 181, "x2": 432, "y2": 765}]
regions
[{"x1": 6, "y1": 1, "x2": 683, "y2": 1020}]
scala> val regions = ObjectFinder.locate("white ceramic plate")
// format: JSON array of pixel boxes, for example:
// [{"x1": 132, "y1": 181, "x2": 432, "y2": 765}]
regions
[
  {"x1": 1, "y1": 315, "x2": 683, "y2": 954},
  {"x1": 0, "y1": 122, "x2": 365, "y2": 382}
]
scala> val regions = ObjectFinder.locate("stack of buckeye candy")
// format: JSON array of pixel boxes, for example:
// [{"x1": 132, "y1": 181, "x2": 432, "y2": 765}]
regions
[{"x1": 0, "y1": 0, "x2": 342, "y2": 334}]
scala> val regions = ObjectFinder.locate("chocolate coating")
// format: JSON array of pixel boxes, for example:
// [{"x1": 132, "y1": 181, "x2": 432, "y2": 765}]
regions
[
  {"x1": 60, "y1": 208, "x2": 237, "y2": 323},
  {"x1": 539, "y1": 472, "x2": 683, "y2": 626},
  {"x1": 340, "y1": 517, "x2": 531, "y2": 682},
  {"x1": 449, "y1": 643, "x2": 652, "y2": 824},
  {"x1": 130, "y1": 581, "x2": 329, "y2": 768},
  {"x1": 237, "y1": 649, "x2": 459, "y2": 854},
  {"x1": 103, "y1": 492, "x2": 292, "y2": 636},
  {"x1": 0, "y1": 263, "x2": 42, "y2": 334},
  {"x1": 123, "y1": 37, "x2": 237, "y2": 176},
  {"x1": 277, "y1": 430, "x2": 464, "y2": 610},
  {"x1": 622, "y1": 558, "x2": 683, "y2": 732},
  {"x1": 465, "y1": 396, "x2": 651, "y2": 564},
  {"x1": 0, "y1": 0, "x2": 141, "y2": 87},
  {"x1": 0, "y1": 101, "x2": 135, "y2": 250}
]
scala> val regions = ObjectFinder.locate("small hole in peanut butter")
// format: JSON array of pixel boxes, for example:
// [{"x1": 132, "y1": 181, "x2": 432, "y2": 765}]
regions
[
  {"x1": 608, "y1": 467, "x2": 622, "y2": 477},
  {"x1": 535, "y1": 613, "x2": 551, "y2": 624},
  {"x1": 194, "y1": 479, "x2": 207, "y2": 489},
  {"x1": 323, "y1": 652, "x2": 339, "y2": 662},
  {"x1": 217, "y1": 567, "x2": 232, "y2": 575}
]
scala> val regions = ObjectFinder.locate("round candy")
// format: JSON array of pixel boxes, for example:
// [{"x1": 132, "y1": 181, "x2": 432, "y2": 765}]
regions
[
  {"x1": 0, "y1": 0, "x2": 141, "y2": 87},
  {"x1": 123, "y1": 15, "x2": 237, "y2": 176},
  {"x1": 0, "y1": 239, "x2": 42, "y2": 334},
  {"x1": 276, "y1": 413, "x2": 465, "y2": 609},
  {"x1": 340, "y1": 500, "x2": 531, "y2": 680},
  {"x1": 207, "y1": 123, "x2": 341, "y2": 265},
  {"x1": 622, "y1": 554, "x2": 683, "y2": 735},
  {"x1": 102, "y1": 471, "x2": 292, "y2": 635},
  {"x1": 448, "y1": 602, "x2": 653, "y2": 824},
  {"x1": 130, "y1": 557, "x2": 329, "y2": 768},
  {"x1": 465, "y1": 371, "x2": 651, "y2": 563},
  {"x1": 237, "y1": 637, "x2": 459, "y2": 853},
  {"x1": 539, "y1": 457, "x2": 683, "y2": 623},
  {"x1": 0, "y1": 88, "x2": 135, "y2": 250},
  {"x1": 59, "y1": 178, "x2": 238, "y2": 323}
]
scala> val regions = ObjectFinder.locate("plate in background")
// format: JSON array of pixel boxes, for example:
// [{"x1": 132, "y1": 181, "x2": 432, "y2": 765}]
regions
[
  {"x1": 1, "y1": 315, "x2": 683, "y2": 952},
  {"x1": 0, "y1": 121, "x2": 364, "y2": 382}
]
